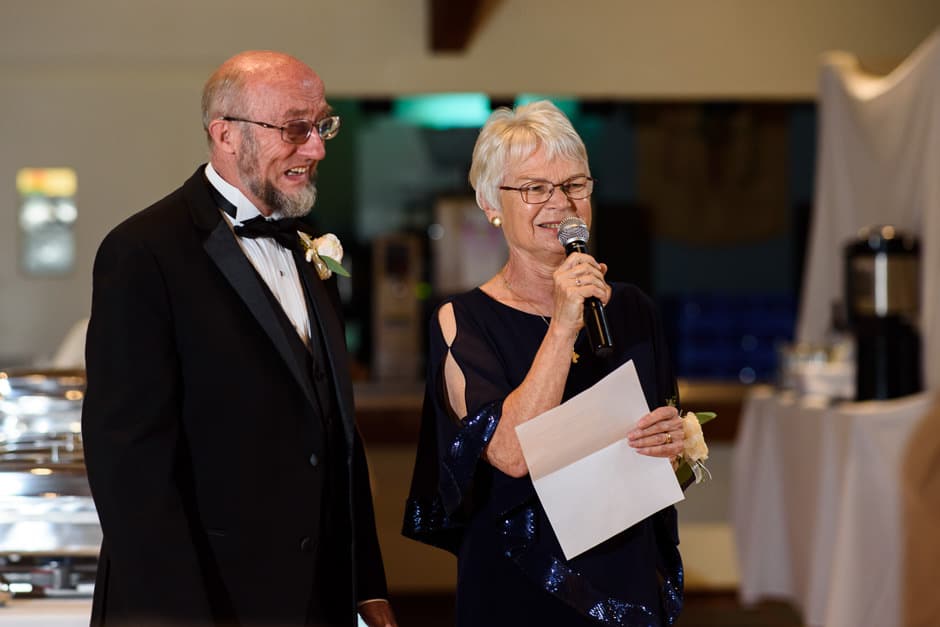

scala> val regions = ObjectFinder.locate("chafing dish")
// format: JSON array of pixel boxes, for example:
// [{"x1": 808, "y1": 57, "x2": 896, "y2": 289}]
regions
[{"x1": 0, "y1": 368, "x2": 98, "y2": 596}]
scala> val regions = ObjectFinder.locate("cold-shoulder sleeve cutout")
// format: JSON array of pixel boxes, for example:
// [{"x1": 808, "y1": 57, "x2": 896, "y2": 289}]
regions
[
  {"x1": 439, "y1": 302, "x2": 457, "y2": 345},
  {"x1": 438, "y1": 303, "x2": 468, "y2": 419}
]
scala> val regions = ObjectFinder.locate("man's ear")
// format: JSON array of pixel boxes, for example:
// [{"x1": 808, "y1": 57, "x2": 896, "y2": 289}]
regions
[{"x1": 208, "y1": 118, "x2": 237, "y2": 154}]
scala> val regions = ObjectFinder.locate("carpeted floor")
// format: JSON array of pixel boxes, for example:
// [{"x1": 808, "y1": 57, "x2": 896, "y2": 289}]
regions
[{"x1": 389, "y1": 592, "x2": 803, "y2": 626}]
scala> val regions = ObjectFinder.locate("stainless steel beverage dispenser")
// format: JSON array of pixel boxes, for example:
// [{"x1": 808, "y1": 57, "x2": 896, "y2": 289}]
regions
[{"x1": 844, "y1": 225, "x2": 921, "y2": 400}]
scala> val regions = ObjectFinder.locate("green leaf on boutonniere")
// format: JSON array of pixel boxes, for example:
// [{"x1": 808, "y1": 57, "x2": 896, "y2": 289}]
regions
[
  {"x1": 695, "y1": 412, "x2": 717, "y2": 425},
  {"x1": 320, "y1": 255, "x2": 350, "y2": 277}
]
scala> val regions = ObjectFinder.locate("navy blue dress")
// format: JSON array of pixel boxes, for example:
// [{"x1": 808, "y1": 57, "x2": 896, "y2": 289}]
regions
[{"x1": 403, "y1": 283, "x2": 683, "y2": 626}]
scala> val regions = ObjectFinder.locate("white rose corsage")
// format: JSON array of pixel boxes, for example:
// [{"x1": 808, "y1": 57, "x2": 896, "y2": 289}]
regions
[
  {"x1": 669, "y1": 404, "x2": 716, "y2": 486},
  {"x1": 298, "y1": 232, "x2": 350, "y2": 280}
]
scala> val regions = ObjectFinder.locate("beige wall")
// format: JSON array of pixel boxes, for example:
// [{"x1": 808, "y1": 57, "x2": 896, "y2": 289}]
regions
[{"x1": 1, "y1": 0, "x2": 939, "y2": 361}]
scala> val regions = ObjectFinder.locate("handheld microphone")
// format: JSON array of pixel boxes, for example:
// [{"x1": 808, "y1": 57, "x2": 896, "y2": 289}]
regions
[{"x1": 557, "y1": 217, "x2": 614, "y2": 358}]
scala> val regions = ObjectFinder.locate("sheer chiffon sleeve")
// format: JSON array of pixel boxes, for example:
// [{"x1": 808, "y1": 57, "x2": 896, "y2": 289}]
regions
[{"x1": 402, "y1": 297, "x2": 512, "y2": 553}]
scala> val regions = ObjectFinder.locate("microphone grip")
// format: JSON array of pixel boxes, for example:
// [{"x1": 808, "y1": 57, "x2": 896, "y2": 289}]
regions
[
  {"x1": 585, "y1": 296, "x2": 614, "y2": 357},
  {"x1": 564, "y1": 240, "x2": 614, "y2": 357}
]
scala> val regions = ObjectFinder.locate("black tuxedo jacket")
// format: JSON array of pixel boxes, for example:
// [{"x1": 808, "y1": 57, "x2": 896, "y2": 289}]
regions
[{"x1": 81, "y1": 166, "x2": 386, "y2": 626}]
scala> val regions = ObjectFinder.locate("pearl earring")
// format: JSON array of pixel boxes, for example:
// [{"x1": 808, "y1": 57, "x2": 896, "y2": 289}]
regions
[{"x1": 490, "y1": 216, "x2": 502, "y2": 227}]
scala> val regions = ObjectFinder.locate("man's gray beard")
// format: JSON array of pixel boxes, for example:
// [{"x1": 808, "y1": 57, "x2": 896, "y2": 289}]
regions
[
  {"x1": 238, "y1": 131, "x2": 317, "y2": 218},
  {"x1": 256, "y1": 179, "x2": 317, "y2": 218}
]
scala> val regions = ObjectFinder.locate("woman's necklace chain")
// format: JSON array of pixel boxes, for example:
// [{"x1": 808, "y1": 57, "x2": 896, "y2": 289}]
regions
[{"x1": 501, "y1": 272, "x2": 580, "y2": 364}]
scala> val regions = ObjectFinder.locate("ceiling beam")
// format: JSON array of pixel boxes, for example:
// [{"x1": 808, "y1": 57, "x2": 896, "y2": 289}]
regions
[{"x1": 429, "y1": 0, "x2": 499, "y2": 53}]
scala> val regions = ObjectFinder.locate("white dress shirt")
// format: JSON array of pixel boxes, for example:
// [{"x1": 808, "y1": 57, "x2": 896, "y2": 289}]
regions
[{"x1": 205, "y1": 163, "x2": 311, "y2": 347}]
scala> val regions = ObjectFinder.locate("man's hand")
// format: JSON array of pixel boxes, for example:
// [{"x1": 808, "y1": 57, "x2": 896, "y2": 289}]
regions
[{"x1": 358, "y1": 599, "x2": 397, "y2": 627}]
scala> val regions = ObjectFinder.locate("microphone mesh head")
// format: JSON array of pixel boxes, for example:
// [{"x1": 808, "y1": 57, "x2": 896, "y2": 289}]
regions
[{"x1": 557, "y1": 217, "x2": 589, "y2": 247}]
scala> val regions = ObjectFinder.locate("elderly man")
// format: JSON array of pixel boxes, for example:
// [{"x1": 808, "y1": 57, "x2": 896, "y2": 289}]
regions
[{"x1": 82, "y1": 50, "x2": 396, "y2": 627}]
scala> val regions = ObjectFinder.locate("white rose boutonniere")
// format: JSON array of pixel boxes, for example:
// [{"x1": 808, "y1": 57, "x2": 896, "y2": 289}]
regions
[
  {"x1": 298, "y1": 232, "x2": 350, "y2": 280},
  {"x1": 667, "y1": 398, "x2": 716, "y2": 486}
]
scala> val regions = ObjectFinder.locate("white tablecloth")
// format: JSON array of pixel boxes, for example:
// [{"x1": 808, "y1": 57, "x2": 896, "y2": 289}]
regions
[
  {"x1": 0, "y1": 598, "x2": 91, "y2": 625},
  {"x1": 731, "y1": 387, "x2": 933, "y2": 627},
  {"x1": 0, "y1": 598, "x2": 374, "y2": 627},
  {"x1": 0, "y1": 598, "x2": 372, "y2": 625}
]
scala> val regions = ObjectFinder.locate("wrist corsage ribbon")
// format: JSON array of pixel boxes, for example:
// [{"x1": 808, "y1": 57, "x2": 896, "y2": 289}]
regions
[{"x1": 674, "y1": 410, "x2": 716, "y2": 486}]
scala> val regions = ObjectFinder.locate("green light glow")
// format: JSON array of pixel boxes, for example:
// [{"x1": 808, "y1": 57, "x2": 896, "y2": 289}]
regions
[
  {"x1": 392, "y1": 93, "x2": 492, "y2": 129},
  {"x1": 514, "y1": 95, "x2": 579, "y2": 118}
]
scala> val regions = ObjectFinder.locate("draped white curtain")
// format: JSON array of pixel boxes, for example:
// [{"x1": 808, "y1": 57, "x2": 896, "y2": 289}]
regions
[{"x1": 797, "y1": 28, "x2": 940, "y2": 391}]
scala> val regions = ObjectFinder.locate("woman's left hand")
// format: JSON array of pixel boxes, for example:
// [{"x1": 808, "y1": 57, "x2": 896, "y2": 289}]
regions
[{"x1": 627, "y1": 405, "x2": 685, "y2": 458}]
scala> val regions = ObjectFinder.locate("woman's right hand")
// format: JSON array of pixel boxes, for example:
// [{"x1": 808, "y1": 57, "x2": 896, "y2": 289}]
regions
[{"x1": 551, "y1": 251, "x2": 611, "y2": 334}]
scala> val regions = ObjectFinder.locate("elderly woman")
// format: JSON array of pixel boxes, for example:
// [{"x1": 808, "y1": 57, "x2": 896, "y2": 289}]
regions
[{"x1": 403, "y1": 100, "x2": 685, "y2": 626}]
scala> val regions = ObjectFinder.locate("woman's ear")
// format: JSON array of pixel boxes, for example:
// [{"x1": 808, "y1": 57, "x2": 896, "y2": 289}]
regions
[{"x1": 479, "y1": 198, "x2": 503, "y2": 228}]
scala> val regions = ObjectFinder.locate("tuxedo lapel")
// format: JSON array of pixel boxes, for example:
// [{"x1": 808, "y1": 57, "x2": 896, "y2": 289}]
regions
[
  {"x1": 293, "y1": 251, "x2": 355, "y2": 447},
  {"x1": 183, "y1": 167, "x2": 321, "y2": 413},
  {"x1": 203, "y1": 223, "x2": 321, "y2": 412}
]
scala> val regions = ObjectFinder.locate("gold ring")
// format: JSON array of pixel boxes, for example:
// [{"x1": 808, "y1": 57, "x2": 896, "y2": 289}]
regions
[{"x1": 664, "y1": 432, "x2": 672, "y2": 445}]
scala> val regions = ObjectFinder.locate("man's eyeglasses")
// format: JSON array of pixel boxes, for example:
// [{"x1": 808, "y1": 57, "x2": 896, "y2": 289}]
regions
[
  {"x1": 219, "y1": 115, "x2": 341, "y2": 144},
  {"x1": 499, "y1": 176, "x2": 595, "y2": 205}
]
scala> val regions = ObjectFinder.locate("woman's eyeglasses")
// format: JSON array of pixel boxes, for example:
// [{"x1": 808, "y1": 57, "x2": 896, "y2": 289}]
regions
[{"x1": 499, "y1": 176, "x2": 595, "y2": 204}]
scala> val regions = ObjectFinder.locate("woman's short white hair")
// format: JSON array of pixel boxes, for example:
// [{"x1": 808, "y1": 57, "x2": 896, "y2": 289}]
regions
[{"x1": 468, "y1": 100, "x2": 589, "y2": 211}]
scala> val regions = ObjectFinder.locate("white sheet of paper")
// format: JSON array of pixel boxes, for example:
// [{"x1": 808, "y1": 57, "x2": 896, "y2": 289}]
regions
[{"x1": 515, "y1": 360, "x2": 684, "y2": 559}]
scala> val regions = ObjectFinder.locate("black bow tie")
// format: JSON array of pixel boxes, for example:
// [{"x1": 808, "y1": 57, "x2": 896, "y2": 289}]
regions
[{"x1": 234, "y1": 216, "x2": 304, "y2": 250}]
